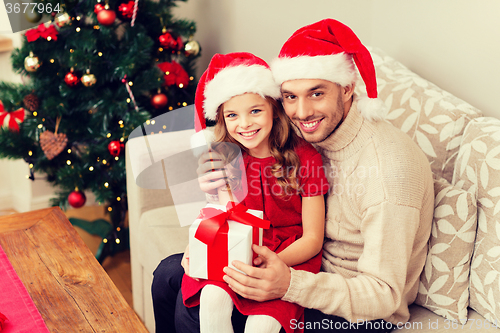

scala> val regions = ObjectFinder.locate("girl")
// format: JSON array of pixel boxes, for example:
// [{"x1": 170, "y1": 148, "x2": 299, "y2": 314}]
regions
[{"x1": 182, "y1": 52, "x2": 329, "y2": 333}]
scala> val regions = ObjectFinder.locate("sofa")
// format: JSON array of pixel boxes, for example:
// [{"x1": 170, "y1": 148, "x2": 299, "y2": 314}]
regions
[{"x1": 125, "y1": 47, "x2": 500, "y2": 332}]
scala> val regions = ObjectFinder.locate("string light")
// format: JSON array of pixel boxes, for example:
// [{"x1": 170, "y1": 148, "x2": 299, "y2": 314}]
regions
[
  {"x1": 190, "y1": 76, "x2": 194, "y2": 81},
  {"x1": 28, "y1": 151, "x2": 32, "y2": 156},
  {"x1": 70, "y1": 49, "x2": 74, "y2": 53},
  {"x1": 102, "y1": 159, "x2": 107, "y2": 165},
  {"x1": 29, "y1": 164, "x2": 33, "y2": 168},
  {"x1": 76, "y1": 27, "x2": 81, "y2": 32},
  {"x1": 98, "y1": 52, "x2": 103, "y2": 56},
  {"x1": 104, "y1": 182, "x2": 109, "y2": 188},
  {"x1": 106, "y1": 133, "x2": 111, "y2": 138},
  {"x1": 107, "y1": 206, "x2": 112, "y2": 211},
  {"x1": 117, "y1": 227, "x2": 121, "y2": 231},
  {"x1": 126, "y1": 98, "x2": 131, "y2": 103},
  {"x1": 114, "y1": 156, "x2": 119, "y2": 161},
  {"x1": 89, "y1": 166, "x2": 94, "y2": 171},
  {"x1": 182, "y1": 102, "x2": 187, "y2": 106},
  {"x1": 151, "y1": 120, "x2": 155, "y2": 125},
  {"x1": 47, "y1": 36, "x2": 52, "y2": 41},
  {"x1": 94, "y1": 26, "x2": 100, "y2": 30},
  {"x1": 66, "y1": 160, "x2": 71, "y2": 165},
  {"x1": 146, "y1": 120, "x2": 151, "y2": 125},
  {"x1": 115, "y1": 238, "x2": 121, "y2": 244},
  {"x1": 67, "y1": 149, "x2": 72, "y2": 153},
  {"x1": 128, "y1": 81, "x2": 133, "y2": 86},
  {"x1": 117, "y1": 197, "x2": 121, "y2": 201},
  {"x1": 119, "y1": 137, "x2": 124, "y2": 142},
  {"x1": 178, "y1": 83, "x2": 184, "y2": 88},
  {"x1": 103, "y1": 238, "x2": 108, "y2": 243},
  {"x1": 50, "y1": 59, "x2": 55, "y2": 63},
  {"x1": 37, "y1": 124, "x2": 43, "y2": 128},
  {"x1": 33, "y1": 111, "x2": 37, "y2": 116}
]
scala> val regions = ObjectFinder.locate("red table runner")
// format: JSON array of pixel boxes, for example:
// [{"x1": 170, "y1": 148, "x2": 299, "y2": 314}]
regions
[{"x1": 0, "y1": 244, "x2": 50, "y2": 332}]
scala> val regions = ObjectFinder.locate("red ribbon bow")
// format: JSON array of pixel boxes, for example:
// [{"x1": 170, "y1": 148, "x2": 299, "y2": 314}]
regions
[
  {"x1": 0, "y1": 101, "x2": 25, "y2": 132},
  {"x1": 25, "y1": 23, "x2": 59, "y2": 42},
  {"x1": 195, "y1": 202, "x2": 270, "y2": 280}
]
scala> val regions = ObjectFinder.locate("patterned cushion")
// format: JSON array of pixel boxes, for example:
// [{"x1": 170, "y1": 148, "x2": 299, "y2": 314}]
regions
[
  {"x1": 415, "y1": 176, "x2": 477, "y2": 323},
  {"x1": 356, "y1": 47, "x2": 482, "y2": 182},
  {"x1": 453, "y1": 117, "x2": 500, "y2": 324}
]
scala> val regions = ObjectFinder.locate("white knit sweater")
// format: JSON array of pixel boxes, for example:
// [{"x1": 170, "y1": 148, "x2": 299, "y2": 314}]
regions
[{"x1": 282, "y1": 101, "x2": 434, "y2": 325}]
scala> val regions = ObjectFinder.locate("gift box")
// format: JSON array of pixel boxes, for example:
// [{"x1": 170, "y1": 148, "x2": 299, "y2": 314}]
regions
[{"x1": 189, "y1": 202, "x2": 270, "y2": 281}]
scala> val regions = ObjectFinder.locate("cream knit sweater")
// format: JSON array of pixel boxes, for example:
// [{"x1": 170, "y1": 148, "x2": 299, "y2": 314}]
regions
[{"x1": 282, "y1": 100, "x2": 434, "y2": 325}]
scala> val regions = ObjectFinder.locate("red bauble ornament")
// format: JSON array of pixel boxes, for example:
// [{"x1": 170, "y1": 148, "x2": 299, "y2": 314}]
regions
[
  {"x1": 118, "y1": 1, "x2": 135, "y2": 19},
  {"x1": 94, "y1": 3, "x2": 105, "y2": 13},
  {"x1": 108, "y1": 140, "x2": 122, "y2": 157},
  {"x1": 68, "y1": 190, "x2": 86, "y2": 208},
  {"x1": 159, "y1": 32, "x2": 183, "y2": 52},
  {"x1": 64, "y1": 71, "x2": 79, "y2": 87},
  {"x1": 97, "y1": 9, "x2": 116, "y2": 26},
  {"x1": 151, "y1": 93, "x2": 168, "y2": 109}
]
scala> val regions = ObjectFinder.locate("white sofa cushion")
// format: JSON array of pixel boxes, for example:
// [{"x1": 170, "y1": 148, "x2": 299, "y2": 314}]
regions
[
  {"x1": 453, "y1": 117, "x2": 500, "y2": 325},
  {"x1": 415, "y1": 177, "x2": 477, "y2": 323}
]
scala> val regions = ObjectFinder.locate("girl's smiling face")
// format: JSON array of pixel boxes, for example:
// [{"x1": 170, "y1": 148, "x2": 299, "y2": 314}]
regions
[{"x1": 222, "y1": 93, "x2": 274, "y2": 158}]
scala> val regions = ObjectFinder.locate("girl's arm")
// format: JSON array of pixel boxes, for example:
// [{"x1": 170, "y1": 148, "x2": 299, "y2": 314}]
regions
[{"x1": 276, "y1": 195, "x2": 325, "y2": 267}]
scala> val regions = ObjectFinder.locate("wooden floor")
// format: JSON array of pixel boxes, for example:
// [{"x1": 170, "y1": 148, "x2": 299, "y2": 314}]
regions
[{"x1": 0, "y1": 206, "x2": 133, "y2": 308}]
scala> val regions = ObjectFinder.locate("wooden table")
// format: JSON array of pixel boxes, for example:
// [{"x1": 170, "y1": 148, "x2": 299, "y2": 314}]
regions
[{"x1": 0, "y1": 207, "x2": 148, "y2": 332}]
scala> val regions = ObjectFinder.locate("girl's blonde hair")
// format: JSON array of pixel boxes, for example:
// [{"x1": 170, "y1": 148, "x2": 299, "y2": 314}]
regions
[{"x1": 212, "y1": 96, "x2": 301, "y2": 197}]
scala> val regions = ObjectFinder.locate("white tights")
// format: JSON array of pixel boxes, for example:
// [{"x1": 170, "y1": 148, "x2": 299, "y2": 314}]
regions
[{"x1": 199, "y1": 285, "x2": 282, "y2": 333}]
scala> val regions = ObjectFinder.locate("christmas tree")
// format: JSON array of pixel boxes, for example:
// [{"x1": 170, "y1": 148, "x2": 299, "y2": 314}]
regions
[{"x1": 0, "y1": 0, "x2": 201, "y2": 261}]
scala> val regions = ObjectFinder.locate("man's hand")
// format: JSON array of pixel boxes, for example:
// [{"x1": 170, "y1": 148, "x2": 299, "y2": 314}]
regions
[
  {"x1": 197, "y1": 150, "x2": 226, "y2": 195},
  {"x1": 222, "y1": 245, "x2": 291, "y2": 302}
]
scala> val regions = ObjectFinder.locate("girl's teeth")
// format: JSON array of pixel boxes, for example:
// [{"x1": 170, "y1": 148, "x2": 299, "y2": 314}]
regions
[
  {"x1": 240, "y1": 130, "x2": 258, "y2": 137},
  {"x1": 303, "y1": 120, "x2": 319, "y2": 128}
]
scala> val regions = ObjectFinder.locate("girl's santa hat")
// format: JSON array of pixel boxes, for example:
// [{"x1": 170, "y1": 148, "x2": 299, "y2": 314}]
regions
[
  {"x1": 271, "y1": 18, "x2": 385, "y2": 121},
  {"x1": 193, "y1": 52, "x2": 281, "y2": 134}
]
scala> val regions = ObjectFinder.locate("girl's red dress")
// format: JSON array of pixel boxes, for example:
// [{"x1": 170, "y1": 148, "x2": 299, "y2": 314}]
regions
[{"x1": 182, "y1": 138, "x2": 329, "y2": 333}]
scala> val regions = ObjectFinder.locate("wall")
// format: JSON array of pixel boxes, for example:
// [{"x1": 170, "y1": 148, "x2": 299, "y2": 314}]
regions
[
  {"x1": 174, "y1": 0, "x2": 500, "y2": 118},
  {"x1": 369, "y1": 0, "x2": 500, "y2": 118}
]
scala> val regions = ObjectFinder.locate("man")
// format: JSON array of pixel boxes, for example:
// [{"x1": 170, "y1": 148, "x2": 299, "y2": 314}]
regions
[{"x1": 152, "y1": 18, "x2": 434, "y2": 333}]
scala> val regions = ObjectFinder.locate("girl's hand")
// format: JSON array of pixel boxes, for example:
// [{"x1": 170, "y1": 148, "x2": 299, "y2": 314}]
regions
[
  {"x1": 181, "y1": 245, "x2": 200, "y2": 281},
  {"x1": 181, "y1": 245, "x2": 190, "y2": 275}
]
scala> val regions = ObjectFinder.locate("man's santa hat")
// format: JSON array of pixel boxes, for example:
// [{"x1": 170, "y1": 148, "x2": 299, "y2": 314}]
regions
[
  {"x1": 271, "y1": 19, "x2": 385, "y2": 121},
  {"x1": 193, "y1": 52, "x2": 281, "y2": 134}
]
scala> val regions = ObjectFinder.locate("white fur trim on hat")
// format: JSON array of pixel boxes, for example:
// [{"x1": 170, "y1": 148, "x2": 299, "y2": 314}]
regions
[
  {"x1": 356, "y1": 94, "x2": 386, "y2": 122},
  {"x1": 203, "y1": 65, "x2": 281, "y2": 121},
  {"x1": 271, "y1": 53, "x2": 357, "y2": 87}
]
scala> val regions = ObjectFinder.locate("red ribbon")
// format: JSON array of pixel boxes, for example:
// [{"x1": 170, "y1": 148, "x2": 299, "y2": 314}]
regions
[
  {"x1": 0, "y1": 101, "x2": 25, "y2": 132},
  {"x1": 195, "y1": 202, "x2": 270, "y2": 281},
  {"x1": 25, "y1": 23, "x2": 59, "y2": 42}
]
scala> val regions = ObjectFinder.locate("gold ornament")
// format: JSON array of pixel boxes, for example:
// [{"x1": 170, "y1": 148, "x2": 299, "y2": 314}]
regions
[
  {"x1": 25, "y1": 10, "x2": 42, "y2": 24},
  {"x1": 81, "y1": 70, "x2": 97, "y2": 87},
  {"x1": 184, "y1": 40, "x2": 200, "y2": 56},
  {"x1": 24, "y1": 52, "x2": 41, "y2": 72},
  {"x1": 55, "y1": 13, "x2": 71, "y2": 27}
]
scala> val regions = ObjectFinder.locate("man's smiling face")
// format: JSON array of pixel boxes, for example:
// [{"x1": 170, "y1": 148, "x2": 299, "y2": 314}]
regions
[{"x1": 281, "y1": 79, "x2": 353, "y2": 143}]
